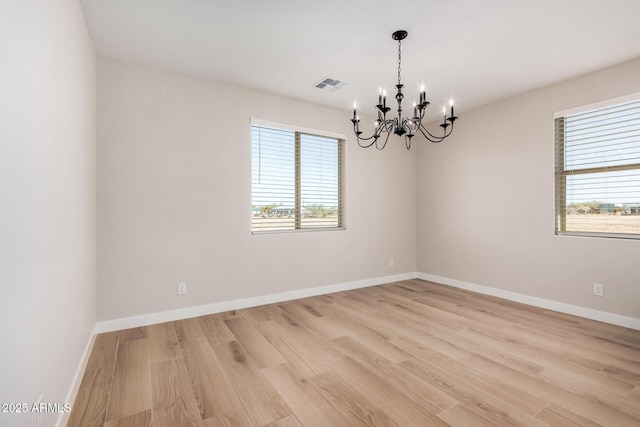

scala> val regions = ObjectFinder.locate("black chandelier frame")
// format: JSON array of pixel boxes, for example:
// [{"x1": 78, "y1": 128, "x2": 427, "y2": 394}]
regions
[{"x1": 351, "y1": 30, "x2": 458, "y2": 150}]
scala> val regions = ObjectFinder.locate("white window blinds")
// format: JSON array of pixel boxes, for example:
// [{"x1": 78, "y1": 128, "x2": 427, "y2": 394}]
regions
[
  {"x1": 251, "y1": 122, "x2": 344, "y2": 233},
  {"x1": 555, "y1": 94, "x2": 640, "y2": 238}
]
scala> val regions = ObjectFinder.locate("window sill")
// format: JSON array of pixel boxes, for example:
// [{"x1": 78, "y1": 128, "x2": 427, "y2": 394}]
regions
[
  {"x1": 556, "y1": 231, "x2": 640, "y2": 240},
  {"x1": 252, "y1": 227, "x2": 346, "y2": 235}
]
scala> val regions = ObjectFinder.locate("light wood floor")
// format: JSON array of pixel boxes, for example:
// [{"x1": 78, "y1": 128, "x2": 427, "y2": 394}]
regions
[{"x1": 68, "y1": 279, "x2": 640, "y2": 426}]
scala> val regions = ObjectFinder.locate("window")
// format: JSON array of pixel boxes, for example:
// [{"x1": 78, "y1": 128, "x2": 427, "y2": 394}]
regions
[
  {"x1": 251, "y1": 120, "x2": 344, "y2": 233},
  {"x1": 555, "y1": 93, "x2": 640, "y2": 238}
]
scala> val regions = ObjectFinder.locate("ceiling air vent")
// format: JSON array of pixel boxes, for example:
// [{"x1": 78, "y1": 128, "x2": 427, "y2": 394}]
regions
[{"x1": 314, "y1": 77, "x2": 345, "y2": 91}]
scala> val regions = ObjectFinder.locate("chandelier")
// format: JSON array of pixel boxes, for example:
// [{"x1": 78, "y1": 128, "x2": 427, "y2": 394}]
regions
[{"x1": 351, "y1": 30, "x2": 458, "y2": 150}]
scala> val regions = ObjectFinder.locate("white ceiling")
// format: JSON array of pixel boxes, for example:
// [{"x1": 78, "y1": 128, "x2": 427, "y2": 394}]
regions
[{"x1": 81, "y1": 0, "x2": 640, "y2": 115}]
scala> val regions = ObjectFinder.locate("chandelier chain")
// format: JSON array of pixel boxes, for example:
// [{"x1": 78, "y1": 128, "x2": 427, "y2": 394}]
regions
[{"x1": 397, "y1": 39, "x2": 402, "y2": 86}]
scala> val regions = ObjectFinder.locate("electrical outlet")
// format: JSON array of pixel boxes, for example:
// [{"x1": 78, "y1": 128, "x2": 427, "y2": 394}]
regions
[
  {"x1": 177, "y1": 282, "x2": 187, "y2": 295},
  {"x1": 593, "y1": 283, "x2": 604, "y2": 297},
  {"x1": 389, "y1": 258, "x2": 395, "y2": 267}
]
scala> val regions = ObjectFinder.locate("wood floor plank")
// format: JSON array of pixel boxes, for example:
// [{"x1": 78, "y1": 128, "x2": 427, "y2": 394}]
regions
[
  {"x1": 410, "y1": 318, "x2": 546, "y2": 377},
  {"x1": 392, "y1": 333, "x2": 549, "y2": 424},
  {"x1": 537, "y1": 366, "x2": 640, "y2": 420},
  {"x1": 328, "y1": 355, "x2": 451, "y2": 426},
  {"x1": 262, "y1": 414, "x2": 303, "y2": 427},
  {"x1": 197, "y1": 314, "x2": 236, "y2": 345},
  {"x1": 398, "y1": 356, "x2": 549, "y2": 427},
  {"x1": 323, "y1": 297, "x2": 403, "y2": 340},
  {"x1": 105, "y1": 339, "x2": 152, "y2": 422},
  {"x1": 85, "y1": 331, "x2": 119, "y2": 371},
  {"x1": 378, "y1": 296, "x2": 469, "y2": 333},
  {"x1": 179, "y1": 338, "x2": 242, "y2": 419},
  {"x1": 150, "y1": 357, "x2": 203, "y2": 427},
  {"x1": 438, "y1": 403, "x2": 502, "y2": 427},
  {"x1": 319, "y1": 305, "x2": 412, "y2": 364},
  {"x1": 201, "y1": 408, "x2": 252, "y2": 427},
  {"x1": 504, "y1": 324, "x2": 608, "y2": 371},
  {"x1": 240, "y1": 303, "x2": 287, "y2": 324},
  {"x1": 331, "y1": 335, "x2": 458, "y2": 414},
  {"x1": 68, "y1": 332, "x2": 120, "y2": 427},
  {"x1": 290, "y1": 297, "x2": 327, "y2": 317},
  {"x1": 457, "y1": 325, "x2": 605, "y2": 374},
  {"x1": 268, "y1": 312, "x2": 343, "y2": 367},
  {"x1": 67, "y1": 367, "x2": 113, "y2": 427},
  {"x1": 535, "y1": 403, "x2": 602, "y2": 427},
  {"x1": 223, "y1": 316, "x2": 287, "y2": 368},
  {"x1": 467, "y1": 352, "x2": 640, "y2": 427},
  {"x1": 563, "y1": 317, "x2": 640, "y2": 348},
  {"x1": 539, "y1": 364, "x2": 636, "y2": 398},
  {"x1": 257, "y1": 320, "x2": 324, "y2": 378},
  {"x1": 119, "y1": 327, "x2": 147, "y2": 342},
  {"x1": 571, "y1": 335, "x2": 640, "y2": 375},
  {"x1": 397, "y1": 322, "x2": 474, "y2": 359},
  {"x1": 210, "y1": 340, "x2": 291, "y2": 425},
  {"x1": 174, "y1": 317, "x2": 207, "y2": 342},
  {"x1": 261, "y1": 362, "x2": 357, "y2": 427},
  {"x1": 308, "y1": 370, "x2": 401, "y2": 427},
  {"x1": 277, "y1": 302, "x2": 350, "y2": 340},
  {"x1": 104, "y1": 409, "x2": 152, "y2": 427},
  {"x1": 413, "y1": 294, "x2": 515, "y2": 328},
  {"x1": 147, "y1": 322, "x2": 181, "y2": 364}
]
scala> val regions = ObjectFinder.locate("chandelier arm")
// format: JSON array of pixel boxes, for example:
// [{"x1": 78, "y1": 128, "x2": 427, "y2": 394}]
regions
[
  {"x1": 405, "y1": 134, "x2": 412, "y2": 150},
  {"x1": 376, "y1": 128, "x2": 392, "y2": 150},
  {"x1": 352, "y1": 125, "x2": 381, "y2": 147},
  {"x1": 356, "y1": 137, "x2": 378, "y2": 148},
  {"x1": 405, "y1": 117, "x2": 419, "y2": 133},
  {"x1": 414, "y1": 106, "x2": 447, "y2": 141},
  {"x1": 355, "y1": 132, "x2": 378, "y2": 141},
  {"x1": 381, "y1": 119, "x2": 394, "y2": 134},
  {"x1": 354, "y1": 116, "x2": 406, "y2": 147},
  {"x1": 416, "y1": 123, "x2": 446, "y2": 143},
  {"x1": 417, "y1": 115, "x2": 439, "y2": 141}
]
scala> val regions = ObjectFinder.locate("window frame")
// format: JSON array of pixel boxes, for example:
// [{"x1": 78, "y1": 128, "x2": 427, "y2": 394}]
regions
[
  {"x1": 250, "y1": 119, "x2": 345, "y2": 234},
  {"x1": 554, "y1": 92, "x2": 640, "y2": 240}
]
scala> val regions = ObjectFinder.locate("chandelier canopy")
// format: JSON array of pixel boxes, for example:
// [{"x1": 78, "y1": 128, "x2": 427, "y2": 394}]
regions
[{"x1": 351, "y1": 30, "x2": 458, "y2": 150}]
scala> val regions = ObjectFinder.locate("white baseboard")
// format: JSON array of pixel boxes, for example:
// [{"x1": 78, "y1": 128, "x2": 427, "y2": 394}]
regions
[
  {"x1": 56, "y1": 326, "x2": 97, "y2": 427},
  {"x1": 95, "y1": 271, "x2": 640, "y2": 334},
  {"x1": 418, "y1": 272, "x2": 640, "y2": 331},
  {"x1": 95, "y1": 272, "x2": 418, "y2": 333}
]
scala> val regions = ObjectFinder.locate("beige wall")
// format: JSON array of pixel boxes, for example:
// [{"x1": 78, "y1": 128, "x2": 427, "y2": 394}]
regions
[
  {"x1": 0, "y1": 1, "x2": 97, "y2": 426},
  {"x1": 97, "y1": 58, "x2": 417, "y2": 321},
  {"x1": 417, "y1": 58, "x2": 640, "y2": 319}
]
